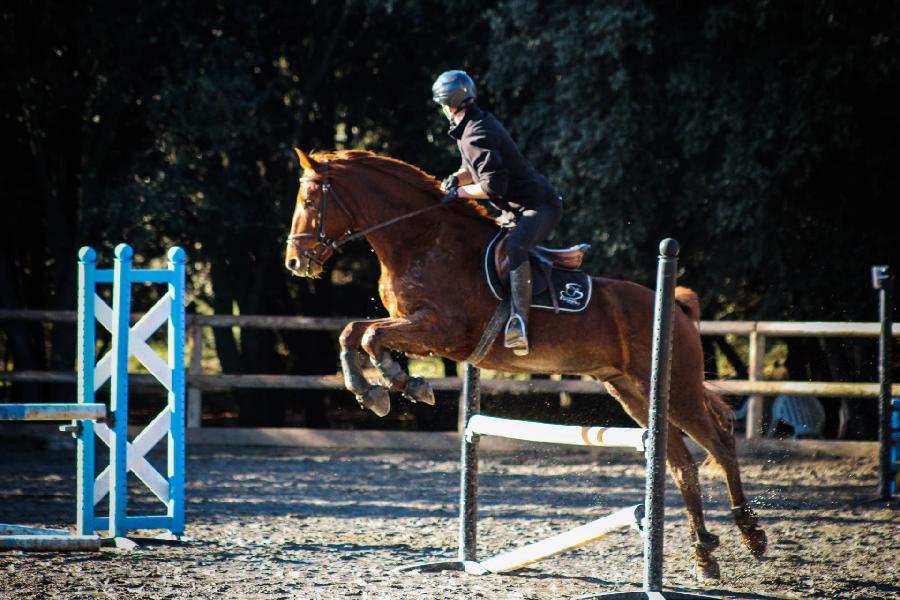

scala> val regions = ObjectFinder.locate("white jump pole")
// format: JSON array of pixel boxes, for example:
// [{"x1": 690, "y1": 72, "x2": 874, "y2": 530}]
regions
[
  {"x1": 475, "y1": 505, "x2": 642, "y2": 574},
  {"x1": 466, "y1": 415, "x2": 646, "y2": 450}
]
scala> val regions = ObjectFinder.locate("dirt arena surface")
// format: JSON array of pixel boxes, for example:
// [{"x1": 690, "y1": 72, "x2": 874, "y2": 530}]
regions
[{"x1": 0, "y1": 439, "x2": 897, "y2": 599}]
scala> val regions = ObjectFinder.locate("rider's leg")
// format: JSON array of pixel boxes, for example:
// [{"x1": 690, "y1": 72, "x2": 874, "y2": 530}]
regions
[{"x1": 504, "y1": 197, "x2": 562, "y2": 355}]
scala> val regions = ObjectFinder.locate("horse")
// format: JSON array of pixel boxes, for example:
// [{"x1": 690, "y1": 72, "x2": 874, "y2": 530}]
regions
[{"x1": 284, "y1": 148, "x2": 767, "y2": 580}]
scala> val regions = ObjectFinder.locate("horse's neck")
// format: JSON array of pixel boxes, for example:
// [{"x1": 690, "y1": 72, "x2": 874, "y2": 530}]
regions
[{"x1": 350, "y1": 177, "x2": 443, "y2": 268}]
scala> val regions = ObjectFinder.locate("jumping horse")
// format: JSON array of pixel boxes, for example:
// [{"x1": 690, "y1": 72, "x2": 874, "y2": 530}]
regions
[{"x1": 284, "y1": 148, "x2": 767, "y2": 579}]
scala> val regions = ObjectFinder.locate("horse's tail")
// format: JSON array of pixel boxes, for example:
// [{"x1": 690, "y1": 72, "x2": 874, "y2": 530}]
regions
[
  {"x1": 674, "y1": 286, "x2": 701, "y2": 326},
  {"x1": 701, "y1": 388, "x2": 736, "y2": 478},
  {"x1": 675, "y1": 286, "x2": 735, "y2": 477}
]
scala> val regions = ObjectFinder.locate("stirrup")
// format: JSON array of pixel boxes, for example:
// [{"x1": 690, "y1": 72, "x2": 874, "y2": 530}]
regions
[{"x1": 504, "y1": 313, "x2": 529, "y2": 356}]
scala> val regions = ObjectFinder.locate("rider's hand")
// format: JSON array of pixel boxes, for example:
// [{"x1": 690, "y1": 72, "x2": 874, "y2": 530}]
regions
[
  {"x1": 441, "y1": 186, "x2": 460, "y2": 204},
  {"x1": 441, "y1": 174, "x2": 459, "y2": 192},
  {"x1": 497, "y1": 210, "x2": 516, "y2": 228}
]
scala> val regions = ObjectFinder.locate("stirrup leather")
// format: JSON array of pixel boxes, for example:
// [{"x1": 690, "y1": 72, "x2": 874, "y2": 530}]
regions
[{"x1": 504, "y1": 262, "x2": 532, "y2": 356}]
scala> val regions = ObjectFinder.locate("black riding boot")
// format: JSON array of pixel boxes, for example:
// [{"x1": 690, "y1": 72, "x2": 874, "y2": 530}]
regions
[{"x1": 504, "y1": 262, "x2": 532, "y2": 356}]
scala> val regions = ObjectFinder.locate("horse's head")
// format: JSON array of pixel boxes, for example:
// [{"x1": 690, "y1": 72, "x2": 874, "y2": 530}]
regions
[{"x1": 285, "y1": 148, "x2": 356, "y2": 278}]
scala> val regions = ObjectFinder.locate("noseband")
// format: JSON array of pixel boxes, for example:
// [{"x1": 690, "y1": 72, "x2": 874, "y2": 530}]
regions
[{"x1": 286, "y1": 162, "x2": 448, "y2": 272}]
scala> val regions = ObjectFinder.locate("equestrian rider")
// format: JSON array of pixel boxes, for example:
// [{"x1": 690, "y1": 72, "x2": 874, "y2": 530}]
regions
[{"x1": 432, "y1": 69, "x2": 562, "y2": 356}]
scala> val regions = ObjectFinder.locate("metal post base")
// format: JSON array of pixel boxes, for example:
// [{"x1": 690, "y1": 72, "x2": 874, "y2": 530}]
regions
[{"x1": 392, "y1": 560, "x2": 488, "y2": 575}]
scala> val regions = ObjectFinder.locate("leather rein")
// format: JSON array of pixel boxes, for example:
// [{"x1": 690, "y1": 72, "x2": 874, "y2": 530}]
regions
[{"x1": 286, "y1": 162, "x2": 446, "y2": 271}]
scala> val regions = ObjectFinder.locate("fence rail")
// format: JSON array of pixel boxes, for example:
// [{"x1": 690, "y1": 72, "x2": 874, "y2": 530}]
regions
[{"x1": 2, "y1": 309, "x2": 897, "y2": 437}]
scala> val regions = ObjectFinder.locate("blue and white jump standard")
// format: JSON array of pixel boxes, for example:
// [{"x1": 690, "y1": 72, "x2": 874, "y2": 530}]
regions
[{"x1": 0, "y1": 244, "x2": 187, "y2": 551}]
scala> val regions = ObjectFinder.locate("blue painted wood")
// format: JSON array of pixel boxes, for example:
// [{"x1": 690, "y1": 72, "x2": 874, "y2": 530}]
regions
[
  {"x1": 93, "y1": 514, "x2": 177, "y2": 530},
  {"x1": 167, "y1": 247, "x2": 187, "y2": 535},
  {"x1": 109, "y1": 243, "x2": 133, "y2": 538},
  {"x1": 0, "y1": 404, "x2": 105, "y2": 420},
  {"x1": 77, "y1": 247, "x2": 97, "y2": 537},
  {"x1": 94, "y1": 269, "x2": 114, "y2": 283},
  {"x1": 95, "y1": 268, "x2": 172, "y2": 284},
  {"x1": 130, "y1": 269, "x2": 176, "y2": 284}
]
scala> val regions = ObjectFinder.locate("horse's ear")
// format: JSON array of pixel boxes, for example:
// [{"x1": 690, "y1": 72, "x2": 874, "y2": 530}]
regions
[{"x1": 294, "y1": 147, "x2": 319, "y2": 173}]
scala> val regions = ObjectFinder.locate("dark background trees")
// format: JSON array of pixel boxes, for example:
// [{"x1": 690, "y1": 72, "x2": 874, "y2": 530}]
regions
[{"x1": 1, "y1": 1, "x2": 897, "y2": 434}]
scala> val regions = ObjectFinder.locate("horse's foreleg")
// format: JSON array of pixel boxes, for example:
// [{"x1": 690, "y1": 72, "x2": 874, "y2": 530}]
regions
[
  {"x1": 339, "y1": 319, "x2": 392, "y2": 416},
  {"x1": 360, "y1": 311, "x2": 440, "y2": 407}
]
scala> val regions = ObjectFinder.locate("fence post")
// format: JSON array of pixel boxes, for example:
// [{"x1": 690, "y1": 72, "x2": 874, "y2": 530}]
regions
[
  {"x1": 188, "y1": 324, "x2": 203, "y2": 428},
  {"x1": 746, "y1": 329, "x2": 766, "y2": 438}
]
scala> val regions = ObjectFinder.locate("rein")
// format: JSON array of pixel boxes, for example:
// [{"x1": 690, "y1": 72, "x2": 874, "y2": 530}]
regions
[{"x1": 286, "y1": 163, "x2": 446, "y2": 269}]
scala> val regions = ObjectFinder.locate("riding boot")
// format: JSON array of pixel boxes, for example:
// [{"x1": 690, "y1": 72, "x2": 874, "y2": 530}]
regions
[{"x1": 504, "y1": 261, "x2": 532, "y2": 356}]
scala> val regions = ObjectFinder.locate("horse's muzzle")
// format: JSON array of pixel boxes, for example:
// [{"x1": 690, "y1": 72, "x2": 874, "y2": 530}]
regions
[{"x1": 285, "y1": 256, "x2": 323, "y2": 278}]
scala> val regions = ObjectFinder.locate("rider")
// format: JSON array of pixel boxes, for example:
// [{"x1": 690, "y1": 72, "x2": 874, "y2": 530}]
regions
[{"x1": 432, "y1": 69, "x2": 562, "y2": 356}]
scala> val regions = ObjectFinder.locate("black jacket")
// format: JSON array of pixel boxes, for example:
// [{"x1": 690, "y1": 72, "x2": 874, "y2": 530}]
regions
[{"x1": 448, "y1": 104, "x2": 559, "y2": 212}]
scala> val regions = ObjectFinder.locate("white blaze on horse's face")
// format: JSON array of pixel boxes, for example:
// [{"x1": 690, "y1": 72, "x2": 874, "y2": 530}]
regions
[
  {"x1": 285, "y1": 149, "x2": 328, "y2": 278},
  {"x1": 285, "y1": 181, "x2": 326, "y2": 278}
]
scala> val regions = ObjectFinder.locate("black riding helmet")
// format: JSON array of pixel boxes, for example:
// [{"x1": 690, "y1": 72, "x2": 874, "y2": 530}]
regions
[{"x1": 432, "y1": 70, "x2": 476, "y2": 110}]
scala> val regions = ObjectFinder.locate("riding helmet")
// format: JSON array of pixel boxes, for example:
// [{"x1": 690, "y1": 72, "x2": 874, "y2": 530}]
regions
[{"x1": 432, "y1": 70, "x2": 477, "y2": 110}]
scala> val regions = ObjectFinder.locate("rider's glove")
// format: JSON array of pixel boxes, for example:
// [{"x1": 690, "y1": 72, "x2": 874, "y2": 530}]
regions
[
  {"x1": 441, "y1": 186, "x2": 460, "y2": 204},
  {"x1": 441, "y1": 174, "x2": 459, "y2": 191}
]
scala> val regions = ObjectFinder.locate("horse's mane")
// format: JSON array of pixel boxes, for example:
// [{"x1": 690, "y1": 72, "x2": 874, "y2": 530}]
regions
[{"x1": 311, "y1": 150, "x2": 493, "y2": 222}]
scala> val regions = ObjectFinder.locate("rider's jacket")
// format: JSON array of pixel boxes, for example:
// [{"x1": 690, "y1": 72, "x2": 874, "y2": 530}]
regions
[{"x1": 448, "y1": 104, "x2": 559, "y2": 212}]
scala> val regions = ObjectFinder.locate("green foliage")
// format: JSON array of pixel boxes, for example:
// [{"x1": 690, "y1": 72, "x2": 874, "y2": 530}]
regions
[{"x1": 485, "y1": 1, "x2": 900, "y2": 320}]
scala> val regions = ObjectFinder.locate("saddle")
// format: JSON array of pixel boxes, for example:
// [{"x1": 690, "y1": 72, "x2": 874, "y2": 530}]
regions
[
  {"x1": 484, "y1": 231, "x2": 593, "y2": 314},
  {"x1": 494, "y1": 236, "x2": 590, "y2": 279}
]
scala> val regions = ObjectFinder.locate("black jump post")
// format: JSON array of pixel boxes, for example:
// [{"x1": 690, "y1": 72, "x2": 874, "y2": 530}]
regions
[{"x1": 872, "y1": 265, "x2": 895, "y2": 500}]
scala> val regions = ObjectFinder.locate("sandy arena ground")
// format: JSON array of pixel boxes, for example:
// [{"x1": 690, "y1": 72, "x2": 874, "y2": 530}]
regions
[{"x1": 0, "y1": 439, "x2": 897, "y2": 599}]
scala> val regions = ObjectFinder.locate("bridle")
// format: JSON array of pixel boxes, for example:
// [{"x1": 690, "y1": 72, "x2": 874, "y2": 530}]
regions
[
  {"x1": 286, "y1": 161, "x2": 447, "y2": 272},
  {"x1": 286, "y1": 163, "x2": 357, "y2": 271}
]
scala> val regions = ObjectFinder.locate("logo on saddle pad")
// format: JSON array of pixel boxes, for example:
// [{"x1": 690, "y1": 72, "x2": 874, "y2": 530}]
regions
[
  {"x1": 484, "y1": 231, "x2": 592, "y2": 314},
  {"x1": 559, "y1": 283, "x2": 585, "y2": 306}
]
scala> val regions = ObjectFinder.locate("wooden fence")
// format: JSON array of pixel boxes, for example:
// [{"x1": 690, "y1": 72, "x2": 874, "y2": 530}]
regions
[{"x1": 1, "y1": 309, "x2": 897, "y2": 437}]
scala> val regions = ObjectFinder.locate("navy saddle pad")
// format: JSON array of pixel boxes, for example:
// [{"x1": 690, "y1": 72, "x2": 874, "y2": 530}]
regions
[{"x1": 483, "y1": 231, "x2": 592, "y2": 313}]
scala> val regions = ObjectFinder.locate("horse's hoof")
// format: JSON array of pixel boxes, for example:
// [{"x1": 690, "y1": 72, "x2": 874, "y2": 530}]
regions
[
  {"x1": 732, "y1": 503, "x2": 767, "y2": 558},
  {"x1": 692, "y1": 543, "x2": 721, "y2": 580},
  {"x1": 403, "y1": 377, "x2": 435, "y2": 405},
  {"x1": 358, "y1": 386, "x2": 390, "y2": 417},
  {"x1": 694, "y1": 557, "x2": 721, "y2": 581},
  {"x1": 696, "y1": 529, "x2": 720, "y2": 551},
  {"x1": 742, "y1": 526, "x2": 768, "y2": 558}
]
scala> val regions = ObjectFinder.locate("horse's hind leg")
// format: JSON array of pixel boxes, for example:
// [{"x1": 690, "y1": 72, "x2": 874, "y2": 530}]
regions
[
  {"x1": 666, "y1": 429, "x2": 722, "y2": 579},
  {"x1": 672, "y1": 392, "x2": 767, "y2": 558},
  {"x1": 603, "y1": 376, "x2": 722, "y2": 580}
]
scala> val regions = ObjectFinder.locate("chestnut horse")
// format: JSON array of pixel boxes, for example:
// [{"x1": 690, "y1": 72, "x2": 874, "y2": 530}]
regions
[{"x1": 284, "y1": 148, "x2": 766, "y2": 579}]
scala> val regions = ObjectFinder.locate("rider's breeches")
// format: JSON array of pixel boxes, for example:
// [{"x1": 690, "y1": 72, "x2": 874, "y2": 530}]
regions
[{"x1": 506, "y1": 196, "x2": 563, "y2": 270}]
